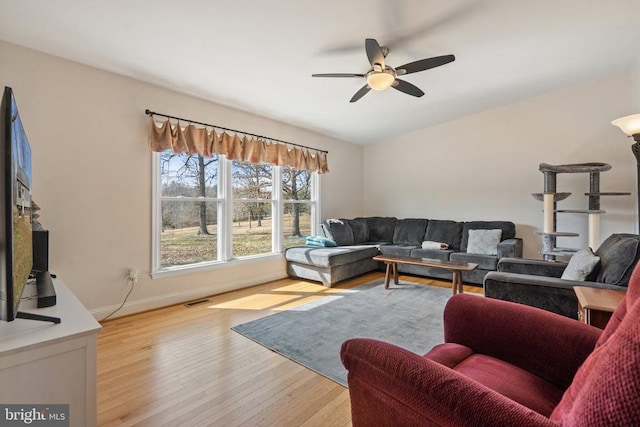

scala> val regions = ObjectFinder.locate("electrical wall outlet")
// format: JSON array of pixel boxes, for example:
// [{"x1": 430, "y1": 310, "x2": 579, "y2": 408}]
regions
[{"x1": 127, "y1": 268, "x2": 138, "y2": 283}]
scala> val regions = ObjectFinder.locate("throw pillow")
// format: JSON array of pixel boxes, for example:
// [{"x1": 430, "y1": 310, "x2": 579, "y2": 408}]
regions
[
  {"x1": 561, "y1": 248, "x2": 601, "y2": 281},
  {"x1": 466, "y1": 229, "x2": 502, "y2": 255},
  {"x1": 421, "y1": 241, "x2": 449, "y2": 250},
  {"x1": 305, "y1": 236, "x2": 338, "y2": 247}
]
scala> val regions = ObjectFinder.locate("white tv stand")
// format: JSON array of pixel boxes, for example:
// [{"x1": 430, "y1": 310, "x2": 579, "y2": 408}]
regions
[{"x1": 0, "y1": 278, "x2": 101, "y2": 427}]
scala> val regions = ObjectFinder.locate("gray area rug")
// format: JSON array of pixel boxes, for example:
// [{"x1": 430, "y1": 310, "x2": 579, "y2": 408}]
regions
[{"x1": 232, "y1": 278, "x2": 452, "y2": 387}]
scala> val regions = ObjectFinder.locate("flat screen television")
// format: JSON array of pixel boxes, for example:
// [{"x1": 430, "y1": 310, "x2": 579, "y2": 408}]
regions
[{"x1": 0, "y1": 86, "x2": 34, "y2": 321}]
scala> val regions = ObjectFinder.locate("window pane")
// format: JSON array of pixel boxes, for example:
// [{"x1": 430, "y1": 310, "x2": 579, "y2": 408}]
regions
[
  {"x1": 161, "y1": 200, "x2": 218, "y2": 267},
  {"x1": 232, "y1": 161, "x2": 273, "y2": 200},
  {"x1": 232, "y1": 201, "x2": 273, "y2": 257},
  {"x1": 161, "y1": 152, "x2": 218, "y2": 198},
  {"x1": 283, "y1": 202, "x2": 311, "y2": 248},
  {"x1": 282, "y1": 168, "x2": 311, "y2": 201}
]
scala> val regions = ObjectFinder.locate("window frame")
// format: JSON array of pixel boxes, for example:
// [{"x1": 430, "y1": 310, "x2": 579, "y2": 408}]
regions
[{"x1": 151, "y1": 152, "x2": 320, "y2": 278}]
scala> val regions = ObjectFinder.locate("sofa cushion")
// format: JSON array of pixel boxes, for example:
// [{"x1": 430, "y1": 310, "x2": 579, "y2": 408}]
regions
[
  {"x1": 561, "y1": 248, "x2": 600, "y2": 281},
  {"x1": 410, "y1": 248, "x2": 453, "y2": 261},
  {"x1": 466, "y1": 229, "x2": 502, "y2": 255},
  {"x1": 284, "y1": 245, "x2": 379, "y2": 268},
  {"x1": 452, "y1": 352, "x2": 564, "y2": 417},
  {"x1": 363, "y1": 217, "x2": 397, "y2": 243},
  {"x1": 378, "y1": 245, "x2": 417, "y2": 257},
  {"x1": 322, "y1": 219, "x2": 355, "y2": 246},
  {"x1": 461, "y1": 221, "x2": 516, "y2": 252},
  {"x1": 392, "y1": 218, "x2": 428, "y2": 245},
  {"x1": 424, "y1": 220, "x2": 464, "y2": 251},
  {"x1": 595, "y1": 233, "x2": 640, "y2": 286},
  {"x1": 348, "y1": 218, "x2": 369, "y2": 244},
  {"x1": 450, "y1": 252, "x2": 499, "y2": 270},
  {"x1": 426, "y1": 344, "x2": 565, "y2": 417}
]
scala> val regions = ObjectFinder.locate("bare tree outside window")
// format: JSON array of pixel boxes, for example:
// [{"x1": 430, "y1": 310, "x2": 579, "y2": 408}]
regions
[
  {"x1": 156, "y1": 153, "x2": 318, "y2": 270},
  {"x1": 160, "y1": 152, "x2": 219, "y2": 266},
  {"x1": 283, "y1": 168, "x2": 312, "y2": 248},
  {"x1": 232, "y1": 161, "x2": 273, "y2": 257}
]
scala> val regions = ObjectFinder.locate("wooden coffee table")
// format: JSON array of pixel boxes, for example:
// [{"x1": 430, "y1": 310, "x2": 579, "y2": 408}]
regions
[{"x1": 373, "y1": 254, "x2": 478, "y2": 295}]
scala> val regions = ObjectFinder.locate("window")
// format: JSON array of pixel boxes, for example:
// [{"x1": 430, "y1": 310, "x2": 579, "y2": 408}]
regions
[
  {"x1": 282, "y1": 168, "x2": 313, "y2": 249},
  {"x1": 153, "y1": 153, "x2": 320, "y2": 275},
  {"x1": 158, "y1": 152, "x2": 220, "y2": 268},
  {"x1": 231, "y1": 161, "x2": 274, "y2": 257}
]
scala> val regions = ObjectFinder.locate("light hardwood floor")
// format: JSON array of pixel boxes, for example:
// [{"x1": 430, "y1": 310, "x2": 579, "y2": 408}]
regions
[{"x1": 97, "y1": 271, "x2": 482, "y2": 426}]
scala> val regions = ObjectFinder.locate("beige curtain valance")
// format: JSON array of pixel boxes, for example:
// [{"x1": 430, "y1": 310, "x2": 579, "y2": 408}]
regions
[{"x1": 148, "y1": 117, "x2": 329, "y2": 174}]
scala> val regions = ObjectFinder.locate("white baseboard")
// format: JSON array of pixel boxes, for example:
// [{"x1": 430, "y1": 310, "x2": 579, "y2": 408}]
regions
[{"x1": 91, "y1": 271, "x2": 287, "y2": 321}]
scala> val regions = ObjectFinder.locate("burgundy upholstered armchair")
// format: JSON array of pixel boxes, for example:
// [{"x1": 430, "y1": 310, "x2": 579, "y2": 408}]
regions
[{"x1": 341, "y1": 264, "x2": 640, "y2": 426}]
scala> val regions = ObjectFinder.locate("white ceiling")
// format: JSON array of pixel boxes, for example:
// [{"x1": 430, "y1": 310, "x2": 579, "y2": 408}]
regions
[{"x1": 1, "y1": 0, "x2": 640, "y2": 145}]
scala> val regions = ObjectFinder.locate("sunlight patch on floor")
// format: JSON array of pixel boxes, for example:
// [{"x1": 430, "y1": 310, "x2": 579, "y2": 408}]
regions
[
  {"x1": 208, "y1": 293, "x2": 302, "y2": 310},
  {"x1": 207, "y1": 283, "x2": 355, "y2": 311},
  {"x1": 270, "y1": 282, "x2": 326, "y2": 292}
]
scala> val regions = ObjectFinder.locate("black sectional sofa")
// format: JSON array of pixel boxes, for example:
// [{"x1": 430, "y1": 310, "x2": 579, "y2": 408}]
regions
[{"x1": 285, "y1": 217, "x2": 522, "y2": 287}]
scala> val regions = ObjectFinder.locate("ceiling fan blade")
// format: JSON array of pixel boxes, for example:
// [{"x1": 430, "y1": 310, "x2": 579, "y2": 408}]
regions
[
  {"x1": 350, "y1": 85, "x2": 371, "y2": 103},
  {"x1": 385, "y1": 2, "x2": 484, "y2": 50},
  {"x1": 317, "y1": 42, "x2": 362, "y2": 55},
  {"x1": 396, "y1": 55, "x2": 455, "y2": 75},
  {"x1": 365, "y1": 38, "x2": 385, "y2": 70},
  {"x1": 392, "y1": 79, "x2": 425, "y2": 97},
  {"x1": 312, "y1": 73, "x2": 365, "y2": 78}
]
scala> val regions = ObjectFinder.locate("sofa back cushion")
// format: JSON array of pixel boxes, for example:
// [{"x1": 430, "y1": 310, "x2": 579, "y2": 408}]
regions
[
  {"x1": 392, "y1": 218, "x2": 428, "y2": 245},
  {"x1": 348, "y1": 218, "x2": 369, "y2": 244},
  {"x1": 460, "y1": 221, "x2": 516, "y2": 252},
  {"x1": 423, "y1": 220, "x2": 464, "y2": 251},
  {"x1": 364, "y1": 217, "x2": 397, "y2": 243},
  {"x1": 594, "y1": 233, "x2": 640, "y2": 286},
  {"x1": 322, "y1": 219, "x2": 355, "y2": 246}
]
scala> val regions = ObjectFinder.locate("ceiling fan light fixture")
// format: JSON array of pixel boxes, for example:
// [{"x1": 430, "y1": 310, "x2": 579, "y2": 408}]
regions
[
  {"x1": 312, "y1": 38, "x2": 455, "y2": 102},
  {"x1": 366, "y1": 70, "x2": 396, "y2": 90}
]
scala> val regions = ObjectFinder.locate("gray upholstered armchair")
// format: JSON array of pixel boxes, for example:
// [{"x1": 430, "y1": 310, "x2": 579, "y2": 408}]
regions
[{"x1": 484, "y1": 233, "x2": 640, "y2": 319}]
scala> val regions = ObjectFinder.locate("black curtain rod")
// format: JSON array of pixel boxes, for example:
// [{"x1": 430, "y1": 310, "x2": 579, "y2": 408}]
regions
[{"x1": 145, "y1": 109, "x2": 328, "y2": 154}]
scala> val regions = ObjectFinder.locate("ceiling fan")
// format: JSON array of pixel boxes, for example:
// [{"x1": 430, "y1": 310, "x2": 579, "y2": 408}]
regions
[{"x1": 312, "y1": 38, "x2": 455, "y2": 103}]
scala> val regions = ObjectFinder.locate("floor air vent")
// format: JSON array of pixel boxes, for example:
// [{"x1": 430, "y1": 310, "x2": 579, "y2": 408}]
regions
[{"x1": 184, "y1": 299, "x2": 210, "y2": 307}]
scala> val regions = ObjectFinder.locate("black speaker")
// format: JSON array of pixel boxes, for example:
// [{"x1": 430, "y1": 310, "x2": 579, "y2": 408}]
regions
[
  {"x1": 32, "y1": 229, "x2": 49, "y2": 273},
  {"x1": 36, "y1": 271, "x2": 56, "y2": 308},
  {"x1": 32, "y1": 230, "x2": 56, "y2": 307}
]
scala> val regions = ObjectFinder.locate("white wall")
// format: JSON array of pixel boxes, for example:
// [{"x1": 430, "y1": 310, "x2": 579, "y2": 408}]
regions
[
  {"x1": 0, "y1": 41, "x2": 364, "y2": 318},
  {"x1": 364, "y1": 72, "x2": 637, "y2": 258},
  {"x1": 633, "y1": 53, "x2": 640, "y2": 111}
]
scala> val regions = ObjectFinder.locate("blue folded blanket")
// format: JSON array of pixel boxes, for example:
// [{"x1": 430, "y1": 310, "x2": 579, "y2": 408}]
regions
[{"x1": 305, "y1": 236, "x2": 338, "y2": 247}]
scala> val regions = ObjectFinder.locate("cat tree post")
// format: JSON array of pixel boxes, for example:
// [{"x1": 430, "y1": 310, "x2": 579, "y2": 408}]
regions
[
  {"x1": 535, "y1": 162, "x2": 629, "y2": 259},
  {"x1": 588, "y1": 172, "x2": 601, "y2": 250},
  {"x1": 541, "y1": 170, "x2": 557, "y2": 260}
]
